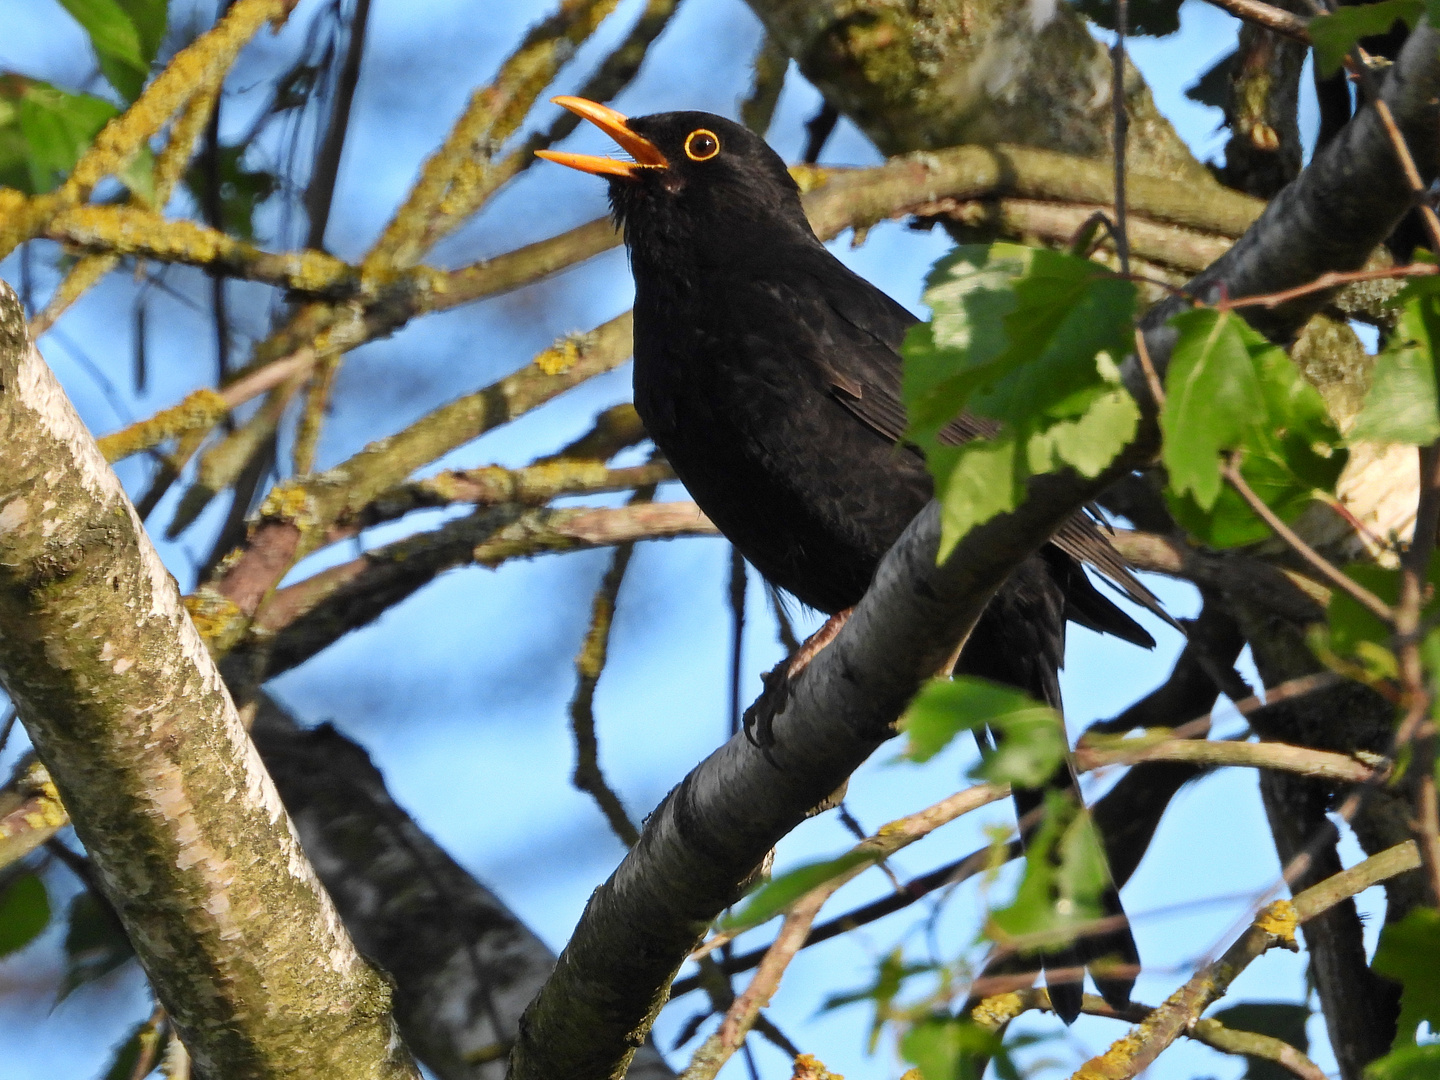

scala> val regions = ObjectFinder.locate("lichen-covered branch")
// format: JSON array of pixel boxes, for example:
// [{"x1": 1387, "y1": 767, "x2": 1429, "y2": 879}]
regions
[
  {"x1": 744, "y1": 0, "x2": 1210, "y2": 183},
  {"x1": 1075, "y1": 734, "x2": 1378, "y2": 784},
  {"x1": 1074, "y1": 841, "x2": 1421, "y2": 1079},
  {"x1": 191, "y1": 312, "x2": 637, "y2": 653},
  {"x1": 0, "y1": 0, "x2": 293, "y2": 260},
  {"x1": 0, "y1": 283, "x2": 417, "y2": 1080},
  {"x1": 250, "y1": 501, "x2": 716, "y2": 679}
]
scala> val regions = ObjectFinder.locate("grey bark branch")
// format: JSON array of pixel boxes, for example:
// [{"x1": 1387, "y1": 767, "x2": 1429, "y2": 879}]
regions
[
  {"x1": 249, "y1": 694, "x2": 675, "y2": 1080},
  {"x1": 507, "y1": 27, "x2": 1440, "y2": 1080},
  {"x1": 0, "y1": 283, "x2": 419, "y2": 1080}
]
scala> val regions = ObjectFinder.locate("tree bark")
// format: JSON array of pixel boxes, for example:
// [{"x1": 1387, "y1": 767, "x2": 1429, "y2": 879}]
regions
[
  {"x1": 0, "y1": 281, "x2": 418, "y2": 1080},
  {"x1": 250, "y1": 694, "x2": 675, "y2": 1080},
  {"x1": 744, "y1": 0, "x2": 1210, "y2": 183}
]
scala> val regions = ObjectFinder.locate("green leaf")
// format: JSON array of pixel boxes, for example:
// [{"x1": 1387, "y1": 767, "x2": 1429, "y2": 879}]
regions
[
  {"x1": 721, "y1": 851, "x2": 871, "y2": 932},
  {"x1": 900, "y1": 1017, "x2": 1003, "y2": 1080},
  {"x1": 821, "y1": 949, "x2": 937, "y2": 1052},
  {"x1": 1374, "y1": 908, "x2": 1440, "y2": 1046},
  {"x1": 59, "y1": 888, "x2": 135, "y2": 1001},
  {"x1": 1072, "y1": 0, "x2": 1185, "y2": 36},
  {"x1": 1352, "y1": 289, "x2": 1440, "y2": 444},
  {"x1": 13, "y1": 82, "x2": 119, "y2": 194},
  {"x1": 1162, "y1": 308, "x2": 1345, "y2": 547},
  {"x1": 56, "y1": 0, "x2": 151, "y2": 100},
  {"x1": 899, "y1": 677, "x2": 1065, "y2": 787},
  {"x1": 1309, "y1": 0, "x2": 1424, "y2": 76},
  {"x1": 117, "y1": 0, "x2": 168, "y2": 66},
  {"x1": 1161, "y1": 309, "x2": 1268, "y2": 509},
  {"x1": 904, "y1": 243, "x2": 1138, "y2": 559},
  {"x1": 1210, "y1": 1002, "x2": 1311, "y2": 1080},
  {"x1": 0, "y1": 872, "x2": 51, "y2": 958},
  {"x1": 1367, "y1": 1042, "x2": 1440, "y2": 1080}
]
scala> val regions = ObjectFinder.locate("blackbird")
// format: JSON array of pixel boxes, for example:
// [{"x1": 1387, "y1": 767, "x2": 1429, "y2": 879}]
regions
[{"x1": 540, "y1": 97, "x2": 1157, "y2": 1022}]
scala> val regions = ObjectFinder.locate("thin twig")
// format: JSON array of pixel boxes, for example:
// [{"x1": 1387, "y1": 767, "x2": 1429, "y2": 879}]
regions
[
  {"x1": 1133, "y1": 326, "x2": 1165, "y2": 409},
  {"x1": 568, "y1": 487, "x2": 655, "y2": 850},
  {"x1": 1218, "y1": 261, "x2": 1438, "y2": 311},
  {"x1": 1373, "y1": 99, "x2": 1440, "y2": 254},
  {"x1": 1220, "y1": 457, "x2": 1394, "y2": 624},
  {"x1": 1110, "y1": 0, "x2": 1130, "y2": 276},
  {"x1": 1198, "y1": 0, "x2": 1312, "y2": 41}
]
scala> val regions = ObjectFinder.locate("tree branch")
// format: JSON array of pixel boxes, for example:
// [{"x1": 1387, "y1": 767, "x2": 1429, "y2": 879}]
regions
[
  {"x1": 507, "y1": 27, "x2": 1440, "y2": 1080},
  {"x1": 0, "y1": 283, "x2": 417, "y2": 1079}
]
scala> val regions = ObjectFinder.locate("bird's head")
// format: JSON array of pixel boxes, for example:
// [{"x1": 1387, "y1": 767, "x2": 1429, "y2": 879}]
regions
[{"x1": 537, "y1": 98, "x2": 811, "y2": 263}]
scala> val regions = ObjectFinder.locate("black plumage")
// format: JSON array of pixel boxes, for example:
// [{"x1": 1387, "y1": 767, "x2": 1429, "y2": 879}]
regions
[{"x1": 541, "y1": 100, "x2": 1154, "y2": 1022}]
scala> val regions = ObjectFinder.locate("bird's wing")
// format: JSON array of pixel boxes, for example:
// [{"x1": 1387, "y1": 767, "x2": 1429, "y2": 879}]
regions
[{"x1": 798, "y1": 264, "x2": 1175, "y2": 641}]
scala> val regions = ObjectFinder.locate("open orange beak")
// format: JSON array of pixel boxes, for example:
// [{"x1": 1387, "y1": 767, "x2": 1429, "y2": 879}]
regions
[{"x1": 536, "y1": 96, "x2": 669, "y2": 178}]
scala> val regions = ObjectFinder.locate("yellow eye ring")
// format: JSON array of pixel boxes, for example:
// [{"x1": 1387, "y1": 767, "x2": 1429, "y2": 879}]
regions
[{"x1": 684, "y1": 129, "x2": 720, "y2": 162}]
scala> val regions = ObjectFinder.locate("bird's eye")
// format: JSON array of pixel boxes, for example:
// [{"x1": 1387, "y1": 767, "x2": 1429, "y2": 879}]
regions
[{"x1": 684, "y1": 129, "x2": 720, "y2": 162}]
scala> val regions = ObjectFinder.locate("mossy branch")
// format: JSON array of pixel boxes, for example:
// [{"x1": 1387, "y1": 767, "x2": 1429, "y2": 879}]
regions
[{"x1": 0, "y1": 282, "x2": 418, "y2": 1080}]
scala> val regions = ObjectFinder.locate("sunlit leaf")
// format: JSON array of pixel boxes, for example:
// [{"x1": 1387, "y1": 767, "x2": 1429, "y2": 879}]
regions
[
  {"x1": 721, "y1": 851, "x2": 870, "y2": 932},
  {"x1": 1161, "y1": 308, "x2": 1267, "y2": 509},
  {"x1": 0, "y1": 872, "x2": 50, "y2": 958},
  {"x1": 14, "y1": 82, "x2": 119, "y2": 194},
  {"x1": 56, "y1": 0, "x2": 150, "y2": 101},
  {"x1": 900, "y1": 1017, "x2": 1001, "y2": 1080},
  {"x1": 1308, "y1": 0, "x2": 1424, "y2": 76},
  {"x1": 1367, "y1": 1042, "x2": 1440, "y2": 1079},
  {"x1": 903, "y1": 243, "x2": 1138, "y2": 558},
  {"x1": 1352, "y1": 288, "x2": 1440, "y2": 444},
  {"x1": 899, "y1": 677, "x2": 1064, "y2": 787}
]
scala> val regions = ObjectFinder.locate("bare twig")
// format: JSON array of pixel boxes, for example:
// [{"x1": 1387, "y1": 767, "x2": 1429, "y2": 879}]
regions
[
  {"x1": 1221, "y1": 456, "x2": 1394, "y2": 624},
  {"x1": 568, "y1": 487, "x2": 655, "y2": 848},
  {"x1": 1198, "y1": 0, "x2": 1311, "y2": 42},
  {"x1": 1110, "y1": 0, "x2": 1131, "y2": 276}
]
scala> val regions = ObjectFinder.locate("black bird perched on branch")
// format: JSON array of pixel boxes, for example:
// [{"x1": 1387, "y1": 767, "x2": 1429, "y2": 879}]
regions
[{"x1": 540, "y1": 97, "x2": 1161, "y2": 1022}]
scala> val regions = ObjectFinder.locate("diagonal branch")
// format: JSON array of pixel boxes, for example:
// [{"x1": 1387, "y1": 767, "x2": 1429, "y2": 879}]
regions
[
  {"x1": 507, "y1": 27, "x2": 1440, "y2": 1080},
  {"x1": 0, "y1": 283, "x2": 418, "y2": 1080}
]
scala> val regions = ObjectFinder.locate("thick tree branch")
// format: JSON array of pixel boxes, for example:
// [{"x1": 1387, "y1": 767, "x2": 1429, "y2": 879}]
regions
[
  {"x1": 507, "y1": 28, "x2": 1440, "y2": 1080},
  {"x1": 249, "y1": 695, "x2": 675, "y2": 1080},
  {"x1": 0, "y1": 283, "x2": 417, "y2": 1079}
]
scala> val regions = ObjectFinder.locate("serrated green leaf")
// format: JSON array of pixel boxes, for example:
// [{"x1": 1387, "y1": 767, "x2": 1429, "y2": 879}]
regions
[
  {"x1": 1373, "y1": 907, "x2": 1440, "y2": 1045},
  {"x1": 1161, "y1": 309, "x2": 1268, "y2": 509},
  {"x1": 1309, "y1": 0, "x2": 1424, "y2": 76},
  {"x1": 821, "y1": 949, "x2": 938, "y2": 1052},
  {"x1": 989, "y1": 792, "x2": 1072, "y2": 944},
  {"x1": 975, "y1": 709, "x2": 1066, "y2": 789},
  {"x1": 905, "y1": 243, "x2": 1139, "y2": 560},
  {"x1": 59, "y1": 889, "x2": 134, "y2": 1001},
  {"x1": 56, "y1": 0, "x2": 150, "y2": 101},
  {"x1": 721, "y1": 851, "x2": 871, "y2": 932},
  {"x1": 0, "y1": 872, "x2": 50, "y2": 958},
  {"x1": 1210, "y1": 1002, "x2": 1311, "y2": 1080},
  {"x1": 1367, "y1": 1043, "x2": 1440, "y2": 1080},
  {"x1": 1353, "y1": 292, "x2": 1440, "y2": 444},
  {"x1": 1162, "y1": 308, "x2": 1344, "y2": 545}
]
